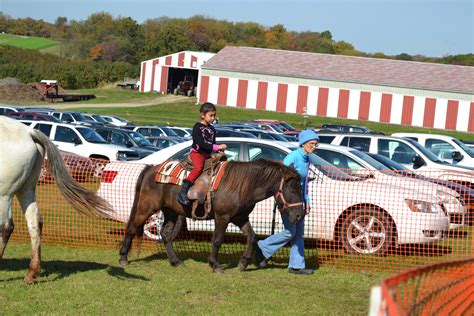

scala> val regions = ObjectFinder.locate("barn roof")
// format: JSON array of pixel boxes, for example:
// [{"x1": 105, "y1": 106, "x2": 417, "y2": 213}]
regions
[{"x1": 202, "y1": 46, "x2": 474, "y2": 95}]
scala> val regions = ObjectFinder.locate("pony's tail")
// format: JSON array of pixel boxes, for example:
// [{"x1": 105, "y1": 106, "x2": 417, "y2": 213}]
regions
[{"x1": 30, "y1": 129, "x2": 112, "y2": 217}]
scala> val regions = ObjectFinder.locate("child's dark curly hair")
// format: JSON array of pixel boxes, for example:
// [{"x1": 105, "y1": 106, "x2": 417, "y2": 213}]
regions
[{"x1": 199, "y1": 102, "x2": 216, "y2": 114}]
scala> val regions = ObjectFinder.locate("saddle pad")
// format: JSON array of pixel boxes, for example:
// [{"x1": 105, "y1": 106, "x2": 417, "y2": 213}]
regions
[
  {"x1": 211, "y1": 161, "x2": 227, "y2": 191},
  {"x1": 155, "y1": 160, "x2": 189, "y2": 185}
]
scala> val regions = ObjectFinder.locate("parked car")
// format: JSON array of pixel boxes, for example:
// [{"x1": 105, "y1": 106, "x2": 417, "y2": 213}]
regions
[
  {"x1": 319, "y1": 124, "x2": 378, "y2": 134},
  {"x1": 49, "y1": 111, "x2": 100, "y2": 126},
  {"x1": 315, "y1": 144, "x2": 467, "y2": 229},
  {"x1": 0, "y1": 105, "x2": 25, "y2": 116},
  {"x1": 367, "y1": 152, "x2": 474, "y2": 226},
  {"x1": 97, "y1": 138, "x2": 450, "y2": 255},
  {"x1": 7, "y1": 111, "x2": 61, "y2": 122},
  {"x1": 169, "y1": 126, "x2": 192, "y2": 138},
  {"x1": 20, "y1": 120, "x2": 140, "y2": 176},
  {"x1": 215, "y1": 128, "x2": 257, "y2": 138},
  {"x1": 101, "y1": 115, "x2": 134, "y2": 127},
  {"x1": 238, "y1": 128, "x2": 289, "y2": 141},
  {"x1": 39, "y1": 151, "x2": 95, "y2": 183},
  {"x1": 392, "y1": 133, "x2": 474, "y2": 167},
  {"x1": 82, "y1": 113, "x2": 115, "y2": 127},
  {"x1": 251, "y1": 119, "x2": 301, "y2": 135},
  {"x1": 133, "y1": 125, "x2": 179, "y2": 138},
  {"x1": 316, "y1": 132, "x2": 474, "y2": 179},
  {"x1": 147, "y1": 136, "x2": 187, "y2": 149},
  {"x1": 93, "y1": 126, "x2": 160, "y2": 159}
]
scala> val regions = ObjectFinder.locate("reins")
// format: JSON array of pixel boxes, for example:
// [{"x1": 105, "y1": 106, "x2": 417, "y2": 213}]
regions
[{"x1": 274, "y1": 178, "x2": 304, "y2": 212}]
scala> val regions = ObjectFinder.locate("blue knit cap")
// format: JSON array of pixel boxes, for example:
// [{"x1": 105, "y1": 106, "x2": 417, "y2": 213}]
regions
[{"x1": 298, "y1": 129, "x2": 320, "y2": 147}]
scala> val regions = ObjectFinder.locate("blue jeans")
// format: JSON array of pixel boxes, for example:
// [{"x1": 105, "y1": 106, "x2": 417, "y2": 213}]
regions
[{"x1": 257, "y1": 212, "x2": 305, "y2": 269}]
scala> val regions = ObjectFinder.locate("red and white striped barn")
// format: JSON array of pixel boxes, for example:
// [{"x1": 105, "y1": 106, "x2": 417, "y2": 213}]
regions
[
  {"x1": 140, "y1": 51, "x2": 215, "y2": 93},
  {"x1": 197, "y1": 46, "x2": 474, "y2": 133}
]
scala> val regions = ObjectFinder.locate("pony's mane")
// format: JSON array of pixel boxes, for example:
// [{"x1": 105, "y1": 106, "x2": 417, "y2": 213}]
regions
[{"x1": 219, "y1": 159, "x2": 300, "y2": 200}]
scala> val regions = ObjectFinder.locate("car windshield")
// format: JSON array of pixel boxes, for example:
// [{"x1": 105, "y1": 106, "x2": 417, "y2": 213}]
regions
[
  {"x1": 91, "y1": 115, "x2": 108, "y2": 123},
  {"x1": 453, "y1": 139, "x2": 474, "y2": 158},
  {"x1": 268, "y1": 124, "x2": 284, "y2": 133},
  {"x1": 404, "y1": 138, "x2": 445, "y2": 163},
  {"x1": 367, "y1": 153, "x2": 418, "y2": 176},
  {"x1": 76, "y1": 127, "x2": 107, "y2": 143},
  {"x1": 112, "y1": 115, "x2": 129, "y2": 123},
  {"x1": 351, "y1": 150, "x2": 402, "y2": 176},
  {"x1": 278, "y1": 121, "x2": 296, "y2": 131},
  {"x1": 160, "y1": 127, "x2": 178, "y2": 137},
  {"x1": 127, "y1": 131, "x2": 153, "y2": 147},
  {"x1": 71, "y1": 112, "x2": 88, "y2": 121},
  {"x1": 309, "y1": 154, "x2": 360, "y2": 181},
  {"x1": 270, "y1": 133, "x2": 289, "y2": 141}
]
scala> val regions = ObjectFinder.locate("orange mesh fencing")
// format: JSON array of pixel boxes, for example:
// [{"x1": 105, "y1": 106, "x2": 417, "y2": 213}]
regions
[
  {"x1": 372, "y1": 257, "x2": 474, "y2": 315},
  {"x1": 9, "y1": 156, "x2": 474, "y2": 273}
]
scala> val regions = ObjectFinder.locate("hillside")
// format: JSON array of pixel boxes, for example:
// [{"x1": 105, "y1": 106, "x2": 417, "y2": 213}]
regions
[{"x1": 0, "y1": 33, "x2": 61, "y2": 51}]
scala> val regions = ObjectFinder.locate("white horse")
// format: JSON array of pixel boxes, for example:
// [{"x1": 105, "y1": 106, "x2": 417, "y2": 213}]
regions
[{"x1": 0, "y1": 116, "x2": 110, "y2": 284}]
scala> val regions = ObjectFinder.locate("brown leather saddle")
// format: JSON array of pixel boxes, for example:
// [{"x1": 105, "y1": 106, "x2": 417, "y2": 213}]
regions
[{"x1": 180, "y1": 152, "x2": 227, "y2": 220}]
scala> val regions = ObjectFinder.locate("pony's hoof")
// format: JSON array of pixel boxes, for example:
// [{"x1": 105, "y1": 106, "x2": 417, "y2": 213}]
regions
[
  {"x1": 238, "y1": 261, "x2": 248, "y2": 272},
  {"x1": 172, "y1": 261, "x2": 185, "y2": 268},
  {"x1": 213, "y1": 266, "x2": 224, "y2": 274},
  {"x1": 119, "y1": 259, "x2": 129, "y2": 267},
  {"x1": 24, "y1": 276, "x2": 38, "y2": 285}
]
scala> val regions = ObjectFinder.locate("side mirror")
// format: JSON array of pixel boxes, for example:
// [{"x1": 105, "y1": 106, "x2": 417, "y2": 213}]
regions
[
  {"x1": 412, "y1": 155, "x2": 425, "y2": 169},
  {"x1": 73, "y1": 137, "x2": 82, "y2": 145},
  {"x1": 126, "y1": 141, "x2": 134, "y2": 148},
  {"x1": 452, "y1": 151, "x2": 463, "y2": 162}
]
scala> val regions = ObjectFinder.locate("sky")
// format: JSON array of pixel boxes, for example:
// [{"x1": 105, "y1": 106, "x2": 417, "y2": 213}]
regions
[{"x1": 1, "y1": 0, "x2": 473, "y2": 57}]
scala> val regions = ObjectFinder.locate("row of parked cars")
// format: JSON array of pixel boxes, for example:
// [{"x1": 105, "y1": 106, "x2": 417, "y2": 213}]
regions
[
  {"x1": 2, "y1": 105, "x2": 473, "y2": 256},
  {"x1": 98, "y1": 124, "x2": 473, "y2": 255}
]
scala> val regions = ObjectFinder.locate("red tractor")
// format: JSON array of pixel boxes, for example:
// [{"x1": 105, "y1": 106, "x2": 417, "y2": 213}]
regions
[{"x1": 173, "y1": 75, "x2": 196, "y2": 97}]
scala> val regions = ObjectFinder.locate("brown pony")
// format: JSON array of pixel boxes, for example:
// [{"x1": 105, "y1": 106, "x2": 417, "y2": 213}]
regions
[{"x1": 119, "y1": 159, "x2": 305, "y2": 273}]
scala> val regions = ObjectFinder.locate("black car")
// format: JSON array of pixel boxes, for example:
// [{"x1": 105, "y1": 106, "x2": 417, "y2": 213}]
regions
[
  {"x1": 215, "y1": 128, "x2": 257, "y2": 138},
  {"x1": 93, "y1": 126, "x2": 160, "y2": 159},
  {"x1": 237, "y1": 129, "x2": 290, "y2": 142}
]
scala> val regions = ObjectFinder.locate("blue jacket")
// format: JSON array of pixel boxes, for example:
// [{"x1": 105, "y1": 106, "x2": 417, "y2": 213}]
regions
[{"x1": 283, "y1": 148, "x2": 311, "y2": 205}]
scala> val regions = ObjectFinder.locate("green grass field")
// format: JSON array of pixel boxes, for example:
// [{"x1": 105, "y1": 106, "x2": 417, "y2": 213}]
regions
[
  {"x1": 0, "y1": 33, "x2": 61, "y2": 51},
  {"x1": 67, "y1": 87, "x2": 166, "y2": 104},
  {"x1": 1, "y1": 243, "x2": 388, "y2": 315}
]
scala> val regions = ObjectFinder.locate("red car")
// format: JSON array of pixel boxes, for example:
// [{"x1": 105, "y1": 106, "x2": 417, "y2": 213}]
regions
[
  {"x1": 8, "y1": 111, "x2": 61, "y2": 122},
  {"x1": 39, "y1": 151, "x2": 95, "y2": 183}
]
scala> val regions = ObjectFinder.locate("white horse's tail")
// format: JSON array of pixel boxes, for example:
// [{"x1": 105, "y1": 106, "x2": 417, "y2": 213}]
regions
[{"x1": 31, "y1": 129, "x2": 112, "y2": 217}]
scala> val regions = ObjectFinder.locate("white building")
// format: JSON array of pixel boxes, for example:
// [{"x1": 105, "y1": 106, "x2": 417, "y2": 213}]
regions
[{"x1": 141, "y1": 46, "x2": 474, "y2": 133}]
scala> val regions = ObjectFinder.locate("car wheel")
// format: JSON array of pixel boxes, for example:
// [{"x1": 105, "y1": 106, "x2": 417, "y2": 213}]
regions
[
  {"x1": 340, "y1": 208, "x2": 393, "y2": 256},
  {"x1": 144, "y1": 212, "x2": 164, "y2": 242}
]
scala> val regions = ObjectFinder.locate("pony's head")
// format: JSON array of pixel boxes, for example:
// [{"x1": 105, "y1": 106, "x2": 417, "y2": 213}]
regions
[{"x1": 275, "y1": 164, "x2": 305, "y2": 224}]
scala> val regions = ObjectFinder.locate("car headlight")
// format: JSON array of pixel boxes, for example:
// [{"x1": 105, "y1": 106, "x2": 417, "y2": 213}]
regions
[
  {"x1": 405, "y1": 199, "x2": 442, "y2": 214},
  {"x1": 116, "y1": 151, "x2": 128, "y2": 161},
  {"x1": 436, "y1": 190, "x2": 460, "y2": 204}
]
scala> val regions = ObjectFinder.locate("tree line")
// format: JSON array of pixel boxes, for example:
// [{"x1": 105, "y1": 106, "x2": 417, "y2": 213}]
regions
[
  {"x1": 0, "y1": 12, "x2": 472, "y2": 89},
  {"x1": 0, "y1": 46, "x2": 138, "y2": 88}
]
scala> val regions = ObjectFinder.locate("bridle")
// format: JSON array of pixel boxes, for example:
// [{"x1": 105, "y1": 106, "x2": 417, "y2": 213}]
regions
[{"x1": 274, "y1": 178, "x2": 304, "y2": 212}]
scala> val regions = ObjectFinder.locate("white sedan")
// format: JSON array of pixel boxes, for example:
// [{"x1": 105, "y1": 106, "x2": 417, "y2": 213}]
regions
[
  {"x1": 315, "y1": 144, "x2": 467, "y2": 229},
  {"x1": 97, "y1": 138, "x2": 450, "y2": 256}
]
